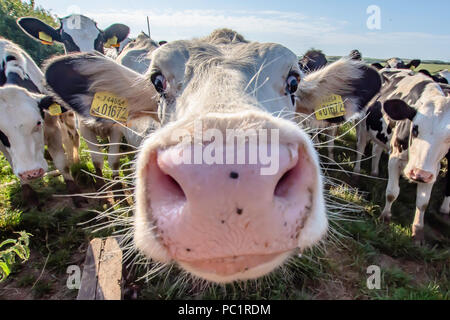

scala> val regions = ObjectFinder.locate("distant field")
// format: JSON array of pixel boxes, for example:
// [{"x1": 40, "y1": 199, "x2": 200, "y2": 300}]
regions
[{"x1": 326, "y1": 56, "x2": 449, "y2": 74}]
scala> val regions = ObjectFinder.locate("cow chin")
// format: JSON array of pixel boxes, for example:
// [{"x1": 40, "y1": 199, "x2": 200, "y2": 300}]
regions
[{"x1": 133, "y1": 115, "x2": 328, "y2": 283}]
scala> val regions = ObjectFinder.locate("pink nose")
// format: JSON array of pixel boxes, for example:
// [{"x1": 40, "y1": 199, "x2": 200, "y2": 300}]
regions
[
  {"x1": 19, "y1": 168, "x2": 45, "y2": 181},
  {"x1": 145, "y1": 143, "x2": 317, "y2": 276},
  {"x1": 409, "y1": 169, "x2": 434, "y2": 183}
]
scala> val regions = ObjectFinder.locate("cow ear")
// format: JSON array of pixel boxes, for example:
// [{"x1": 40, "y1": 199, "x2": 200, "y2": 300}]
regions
[
  {"x1": 17, "y1": 17, "x2": 61, "y2": 44},
  {"x1": 37, "y1": 96, "x2": 68, "y2": 114},
  {"x1": 407, "y1": 59, "x2": 421, "y2": 70},
  {"x1": 44, "y1": 52, "x2": 159, "y2": 122},
  {"x1": 295, "y1": 58, "x2": 382, "y2": 123},
  {"x1": 383, "y1": 99, "x2": 417, "y2": 121},
  {"x1": 104, "y1": 24, "x2": 130, "y2": 44}
]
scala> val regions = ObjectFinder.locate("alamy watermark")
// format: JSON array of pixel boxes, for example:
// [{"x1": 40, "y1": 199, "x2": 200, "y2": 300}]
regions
[
  {"x1": 366, "y1": 265, "x2": 381, "y2": 290},
  {"x1": 168, "y1": 120, "x2": 281, "y2": 176},
  {"x1": 367, "y1": 5, "x2": 381, "y2": 30}
]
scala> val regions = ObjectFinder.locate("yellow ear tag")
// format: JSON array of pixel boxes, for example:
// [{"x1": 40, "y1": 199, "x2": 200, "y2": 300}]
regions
[
  {"x1": 315, "y1": 94, "x2": 346, "y2": 121},
  {"x1": 48, "y1": 103, "x2": 63, "y2": 116},
  {"x1": 38, "y1": 32, "x2": 53, "y2": 45},
  {"x1": 410, "y1": 66, "x2": 416, "y2": 71},
  {"x1": 104, "y1": 36, "x2": 119, "y2": 48},
  {"x1": 90, "y1": 92, "x2": 128, "y2": 123}
]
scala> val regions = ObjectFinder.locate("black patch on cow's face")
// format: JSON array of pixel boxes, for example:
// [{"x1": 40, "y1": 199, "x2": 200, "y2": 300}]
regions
[
  {"x1": 372, "y1": 63, "x2": 383, "y2": 70},
  {"x1": 0, "y1": 130, "x2": 11, "y2": 148},
  {"x1": 60, "y1": 31, "x2": 81, "y2": 53},
  {"x1": 404, "y1": 81, "x2": 428, "y2": 104},
  {"x1": 5, "y1": 72, "x2": 40, "y2": 93},
  {"x1": 394, "y1": 121, "x2": 411, "y2": 153},
  {"x1": 366, "y1": 101, "x2": 389, "y2": 144}
]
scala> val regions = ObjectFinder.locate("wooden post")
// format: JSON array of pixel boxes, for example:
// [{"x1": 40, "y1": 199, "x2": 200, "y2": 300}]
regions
[{"x1": 77, "y1": 237, "x2": 123, "y2": 300}]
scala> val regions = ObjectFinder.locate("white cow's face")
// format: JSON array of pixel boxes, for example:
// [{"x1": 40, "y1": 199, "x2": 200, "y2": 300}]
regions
[
  {"x1": 59, "y1": 15, "x2": 103, "y2": 53},
  {"x1": 0, "y1": 86, "x2": 48, "y2": 181},
  {"x1": 405, "y1": 97, "x2": 450, "y2": 183},
  {"x1": 44, "y1": 29, "x2": 381, "y2": 283},
  {"x1": 18, "y1": 15, "x2": 130, "y2": 54}
]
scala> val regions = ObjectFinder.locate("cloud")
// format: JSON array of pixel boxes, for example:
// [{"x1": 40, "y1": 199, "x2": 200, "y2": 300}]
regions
[{"x1": 56, "y1": 7, "x2": 450, "y2": 61}]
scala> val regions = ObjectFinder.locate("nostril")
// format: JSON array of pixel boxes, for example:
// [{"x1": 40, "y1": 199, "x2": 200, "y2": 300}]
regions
[
  {"x1": 163, "y1": 173, "x2": 186, "y2": 200},
  {"x1": 275, "y1": 169, "x2": 295, "y2": 198},
  {"x1": 274, "y1": 157, "x2": 301, "y2": 198}
]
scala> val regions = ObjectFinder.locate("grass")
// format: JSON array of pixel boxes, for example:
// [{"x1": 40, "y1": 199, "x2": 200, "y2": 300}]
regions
[{"x1": 0, "y1": 129, "x2": 449, "y2": 300}]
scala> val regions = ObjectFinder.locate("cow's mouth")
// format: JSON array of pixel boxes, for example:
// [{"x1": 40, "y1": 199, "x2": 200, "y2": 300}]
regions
[{"x1": 179, "y1": 252, "x2": 292, "y2": 282}]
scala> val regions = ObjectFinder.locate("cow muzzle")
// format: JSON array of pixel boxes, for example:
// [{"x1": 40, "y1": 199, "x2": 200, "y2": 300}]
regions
[
  {"x1": 19, "y1": 168, "x2": 45, "y2": 182},
  {"x1": 407, "y1": 168, "x2": 434, "y2": 183}
]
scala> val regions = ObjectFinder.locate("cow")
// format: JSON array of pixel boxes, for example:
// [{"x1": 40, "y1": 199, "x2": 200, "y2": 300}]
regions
[
  {"x1": 353, "y1": 69, "x2": 449, "y2": 243},
  {"x1": 418, "y1": 69, "x2": 448, "y2": 84},
  {"x1": 386, "y1": 58, "x2": 421, "y2": 70},
  {"x1": 349, "y1": 50, "x2": 362, "y2": 61},
  {"x1": 438, "y1": 69, "x2": 450, "y2": 84},
  {"x1": 299, "y1": 49, "x2": 328, "y2": 74},
  {"x1": 43, "y1": 29, "x2": 381, "y2": 283},
  {"x1": 18, "y1": 15, "x2": 132, "y2": 197},
  {"x1": 17, "y1": 14, "x2": 129, "y2": 54},
  {"x1": 0, "y1": 39, "x2": 83, "y2": 206}
]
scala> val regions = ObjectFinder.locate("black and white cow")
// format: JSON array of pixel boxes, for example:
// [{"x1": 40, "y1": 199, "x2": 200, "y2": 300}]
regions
[
  {"x1": 418, "y1": 69, "x2": 448, "y2": 84},
  {"x1": 18, "y1": 15, "x2": 132, "y2": 197},
  {"x1": 299, "y1": 50, "x2": 328, "y2": 74},
  {"x1": 0, "y1": 38, "x2": 83, "y2": 206},
  {"x1": 42, "y1": 29, "x2": 381, "y2": 283},
  {"x1": 386, "y1": 58, "x2": 421, "y2": 70},
  {"x1": 354, "y1": 69, "x2": 449, "y2": 242},
  {"x1": 18, "y1": 14, "x2": 129, "y2": 54}
]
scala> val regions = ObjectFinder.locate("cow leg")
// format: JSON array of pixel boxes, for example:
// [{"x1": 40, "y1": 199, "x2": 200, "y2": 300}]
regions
[
  {"x1": 371, "y1": 144, "x2": 383, "y2": 177},
  {"x1": 381, "y1": 157, "x2": 402, "y2": 221},
  {"x1": 108, "y1": 128, "x2": 125, "y2": 202},
  {"x1": 354, "y1": 123, "x2": 368, "y2": 175},
  {"x1": 60, "y1": 112, "x2": 80, "y2": 165},
  {"x1": 440, "y1": 152, "x2": 450, "y2": 215},
  {"x1": 412, "y1": 182, "x2": 434, "y2": 244},
  {"x1": 46, "y1": 120, "x2": 86, "y2": 207},
  {"x1": 80, "y1": 124, "x2": 105, "y2": 190}
]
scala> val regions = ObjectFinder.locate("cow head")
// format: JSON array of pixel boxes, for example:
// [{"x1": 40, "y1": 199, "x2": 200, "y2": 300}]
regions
[
  {"x1": 0, "y1": 86, "x2": 58, "y2": 182},
  {"x1": 299, "y1": 50, "x2": 328, "y2": 73},
  {"x1": 18, "y1": 15, "x2": 130, "y2": 54},
  {"x1": 44, "y1": 29, "x2": 381, "y2": 283},
  {"x1": 384, "y1": 98, "x2": 450, "y2": 184},
  {"x1": 386, "y1": 58, "x2": 421, "y2": 70}
]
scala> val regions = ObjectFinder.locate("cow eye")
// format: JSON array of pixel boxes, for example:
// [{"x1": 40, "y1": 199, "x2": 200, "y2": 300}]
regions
[
  {"x1": 412, "y1": 125, "x2": 419, "y2": 138},
  {"x1": 37, "y1": 121, "x2": 42, "y2": 126},
  {"x1": 286, "y1": 72, "x2": 300, "y2": 94},
  {"x1": 151, "y1": 72, "x2": 167, "y2": 94}
]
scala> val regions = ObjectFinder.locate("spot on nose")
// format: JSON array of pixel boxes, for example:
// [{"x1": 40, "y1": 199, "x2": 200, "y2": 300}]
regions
[
  {"x1": 230, "y1": 172, "x2": 239, "y2": 179},
  {"x1": 236, "y1": 208, "x2": 243, "y2": 215}
]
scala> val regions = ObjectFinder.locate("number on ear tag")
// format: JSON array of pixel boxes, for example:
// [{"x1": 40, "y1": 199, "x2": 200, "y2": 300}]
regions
[
  {"x1": 90, "y1": 92, "x2": 128, "y2": 123},
  {"x1": 315, "y1": 94, "x2": 346, "y2": 121}
]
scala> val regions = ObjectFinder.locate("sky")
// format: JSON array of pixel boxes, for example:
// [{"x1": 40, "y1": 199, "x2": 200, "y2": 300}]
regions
[{"x1": 34, "y1": 0, "x2": 450, "y2": 61}]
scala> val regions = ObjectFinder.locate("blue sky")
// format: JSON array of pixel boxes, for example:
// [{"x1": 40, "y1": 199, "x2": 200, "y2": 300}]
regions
[{"x1": 34, "y1": 0, "x2": 450, "y2": 61}]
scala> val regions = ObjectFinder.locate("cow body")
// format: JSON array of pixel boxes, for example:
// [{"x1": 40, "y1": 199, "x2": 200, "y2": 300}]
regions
[
  {"x1": 44, "y1": 29, "x2": 381, "y2": 283},
  {"x1": 0, "y1": 39, "x2": 82, "y2": 206},
  {"x1": 18, "y1": 15, "x2": 131, "y2": 195},
  {"x1": 354, "y1": 69, "x2": 449, "y2": 241}
]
